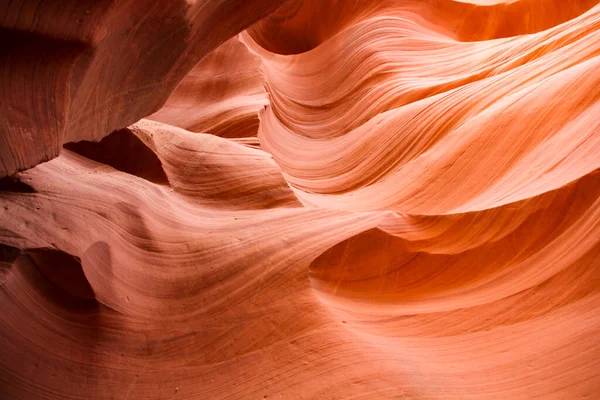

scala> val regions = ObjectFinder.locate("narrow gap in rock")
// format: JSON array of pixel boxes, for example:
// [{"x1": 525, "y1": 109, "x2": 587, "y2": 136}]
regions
[
  {"x1": 0, "y1": 176, "x2": 36, "y2": 193},
  {"x1": 64, "y1": 128, "x2": 169, "y2": 184},
  {"x1": 26, "y1": 248, "x2": 96, "y2": 301}
]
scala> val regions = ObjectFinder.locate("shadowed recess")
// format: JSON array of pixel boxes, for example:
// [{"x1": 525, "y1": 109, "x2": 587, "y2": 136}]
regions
[
  {"x1": 64, "y1": 129, "x2": 169, "y2": 184},
  {"x1": 26, "y1": 248, "x2": 96, "y2": 301},
  {"x1": 0, "y1": 176, "x2": 36, "y2": 193}
]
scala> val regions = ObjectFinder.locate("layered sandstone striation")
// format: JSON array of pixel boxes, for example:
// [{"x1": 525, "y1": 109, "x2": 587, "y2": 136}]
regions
[{"x1": 1, "y1": 0, "x2": 600, "y2": 399}]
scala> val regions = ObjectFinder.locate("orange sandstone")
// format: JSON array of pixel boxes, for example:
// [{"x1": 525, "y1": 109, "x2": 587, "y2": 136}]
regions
[{"x1": 1, "y1": 1, "x2": 599, "y2": 399}]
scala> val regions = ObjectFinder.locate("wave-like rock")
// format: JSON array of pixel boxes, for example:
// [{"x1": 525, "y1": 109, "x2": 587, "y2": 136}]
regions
[
  {"x1": 148, "y1": 36, "x2": 268, "y2": 138},
  {"x1": 253, "y1": 2, "x2": 600, "y2": 213},
  {"x1": 1, "y1": 0, "x2": 600, "y2": 399},
  {"x1": 0, "y1": 0, "x2": 289, "y2": 177}
]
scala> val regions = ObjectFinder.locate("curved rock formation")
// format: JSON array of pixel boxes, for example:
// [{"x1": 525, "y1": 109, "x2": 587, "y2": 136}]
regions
[
  {"x1": 0, "y1": 0, "x2": 289, "y2": 177},
  {"x1": 1, "y1": 0, "x2": 600, "y2": 399},
  {"x1": 147, "y1": 36, "x2": 268, "y2": 138}
]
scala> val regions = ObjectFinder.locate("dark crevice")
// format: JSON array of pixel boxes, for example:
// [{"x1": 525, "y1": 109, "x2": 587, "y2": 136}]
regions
[
  {"x1": 25, "y1": 248, "x2": 96, "y2": 301},
  {"x1": 0, "y1": 244, "x2": 21, "y2": 284},
  {"x1": 0, "y1": 176, "x2": 36, "y2": 193},
  {"x1": 0, "y1": 243, "x2": 22, "y2": 264},
  {"x1": 64, "y1": 128, "x2": 169, "y2": 184}
]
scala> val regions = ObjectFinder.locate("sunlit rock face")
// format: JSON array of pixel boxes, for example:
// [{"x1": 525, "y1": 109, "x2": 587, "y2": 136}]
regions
[{"x1": 1, "y1": 0, "x2": 600, "y2": 399}]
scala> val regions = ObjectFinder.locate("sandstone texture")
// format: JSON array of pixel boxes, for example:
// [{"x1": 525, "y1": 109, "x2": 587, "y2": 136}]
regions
[{"x1": 1, "y1": 0, "x2": 600, "y2": 399}]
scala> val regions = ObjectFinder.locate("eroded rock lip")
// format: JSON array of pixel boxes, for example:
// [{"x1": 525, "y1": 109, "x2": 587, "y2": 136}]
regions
[{"x1": 0, "y1": 0, "x2": 290, "y2": 177}]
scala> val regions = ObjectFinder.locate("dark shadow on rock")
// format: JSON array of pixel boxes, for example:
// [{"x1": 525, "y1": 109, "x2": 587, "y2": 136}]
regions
[
  {"x1": 0, "y1": 244, "x2": 21, "y2": 285},
  {"x1": 0, "y1": 176, "x2": 36, "y2": 193},
  {"x1": 26, "y1": 248, "x2": 96, "y2": 301},
  {"x1": 64, "y1": 128, "x2": 169, "y2": 184}
]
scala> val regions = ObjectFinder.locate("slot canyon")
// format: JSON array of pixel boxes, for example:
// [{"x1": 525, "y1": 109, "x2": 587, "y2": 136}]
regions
[{"x1": 1, "y1": 0, "x2": 600, "y2": 398}]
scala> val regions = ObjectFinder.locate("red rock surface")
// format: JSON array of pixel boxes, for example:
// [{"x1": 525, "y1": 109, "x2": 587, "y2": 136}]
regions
[
  {"x1": 1, "y1": 0, "x2": 600, "y2": 399},
  {"x1": 0, "y1": 0, "x2": 289, "y2": 176}
]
